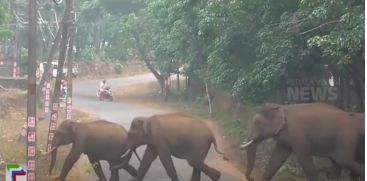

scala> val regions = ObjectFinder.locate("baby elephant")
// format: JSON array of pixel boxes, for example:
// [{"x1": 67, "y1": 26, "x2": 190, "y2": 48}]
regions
[
  {"x1": 112, "y1": 113, "x2": 228, "y2": 181},
  {"x1": 46, "y1": 120, "x2": 137, "y2": 181}
]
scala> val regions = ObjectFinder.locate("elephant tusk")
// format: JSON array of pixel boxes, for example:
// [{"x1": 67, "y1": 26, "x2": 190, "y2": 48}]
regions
[
  {"x1": 43, "y1": 147, "x2": 57, "y2": 155},
  {"x1": 120, "y1": 149, "x2": 131, "y2": 158},
  {"x1": 240, "y1": 140, "x2": 254, "y2": 150}
]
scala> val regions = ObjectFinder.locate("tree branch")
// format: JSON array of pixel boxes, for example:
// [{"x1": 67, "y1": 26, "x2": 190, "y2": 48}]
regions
[{"x1": 299, "y1": 20, "x2": 340, "y2": 35}]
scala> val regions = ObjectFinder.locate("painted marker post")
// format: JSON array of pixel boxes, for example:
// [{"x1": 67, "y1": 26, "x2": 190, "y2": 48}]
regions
[
  {"x1": 12, "y1": 62, "x2": 17, "y2": 78},
  {"x1": 27, "y1": 117, "x2": 36, "y2": 180},
  {"x1": 66, "y1": 97, "x2": 72, "y2": 120},
  {"x1": 65, "y1": 9, "x2": 76, "y2": 121},
  {"x1": 46, "y1": 0, "x2": 71, "y2": 152},
  {"x1": 44, "y1": 82, "x2": 51, "y2": 113},
  {"x1": 27, "y1": 0, "x2": 38, "y2": 179},
  {"x1": 46, "y1": 102, "x2": 59, "y2": 152}
]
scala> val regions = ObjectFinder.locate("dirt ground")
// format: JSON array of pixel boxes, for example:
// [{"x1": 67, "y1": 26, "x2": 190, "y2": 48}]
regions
[{"x1": 0, "y1": 90, "x2": 97, "y2": 181}]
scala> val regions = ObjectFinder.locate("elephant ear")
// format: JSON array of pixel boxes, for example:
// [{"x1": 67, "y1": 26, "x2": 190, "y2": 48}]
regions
[
  {"x1": 65, "y1": 121, "x2": 78, "y2": 136},
  {"x1": 131, "y1": 117, "x2": 151, "y2": 136},
  {"x1": 142, "y1": 118, "x2": 152, "y2": 137},
  {"x1": 263, "y1": 103, "x2": 286, "y2": 135}
]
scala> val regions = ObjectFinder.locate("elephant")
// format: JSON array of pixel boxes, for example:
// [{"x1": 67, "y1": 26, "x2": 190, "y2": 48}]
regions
[
  {"x1": 241, "y1": 102, "x2": 364, "y2": 181},
  {"x1": 323, "y1": 112, "x2": 365, "y2": 180},
  {"x1": 111, "y1": 113, "x2": 228, "y2": 181},
  {"x1": 46, "y1": 120, "x2": 138, "y2": 181}
]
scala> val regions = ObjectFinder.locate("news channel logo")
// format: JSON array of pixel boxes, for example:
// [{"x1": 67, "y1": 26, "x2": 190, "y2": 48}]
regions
[{"x1": 5, "y1": 163, "x2": 27, "y2": 181}]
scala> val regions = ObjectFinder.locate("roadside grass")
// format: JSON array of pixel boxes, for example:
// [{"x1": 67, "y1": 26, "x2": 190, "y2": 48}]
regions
[
  {"x1": 0, "y1": 90, "x2": 94, "y2": 181},
  {"x1": 114, "y1": 81, "x2": 352, "y2": 181}
]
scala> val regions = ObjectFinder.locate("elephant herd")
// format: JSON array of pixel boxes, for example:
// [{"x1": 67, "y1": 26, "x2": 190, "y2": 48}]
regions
[
  {"x1": 47, "y1": 113, "x2": 227, "y2": 181},
  {"x1": 47, "y1": 102, "x2": 365, "y2": 181}
]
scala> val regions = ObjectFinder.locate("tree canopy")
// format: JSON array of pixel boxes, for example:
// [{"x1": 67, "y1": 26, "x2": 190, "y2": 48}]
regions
[
  {"x1": 110, "y1": 0, "x2": 363, "y2": 108},
  {"x1": 73, "y1": 0, "x2": 364, "y2": 110}
]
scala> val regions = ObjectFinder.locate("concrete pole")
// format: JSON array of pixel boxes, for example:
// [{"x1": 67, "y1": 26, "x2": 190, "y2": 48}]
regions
[
  {"x1": 46, "y1": 0, "x2": 71, "y2": 152},
  {"x1": 65, "y1": 3, "x2": 75, "y2": 121},
  {"x1": 26, "y1": 0, "x2": 38, "y2": 180}
]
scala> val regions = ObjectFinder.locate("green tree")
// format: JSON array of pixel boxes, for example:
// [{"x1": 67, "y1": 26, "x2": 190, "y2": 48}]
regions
[{"x1": 87, "y1": 0, "x2": 364, "y2": 110}]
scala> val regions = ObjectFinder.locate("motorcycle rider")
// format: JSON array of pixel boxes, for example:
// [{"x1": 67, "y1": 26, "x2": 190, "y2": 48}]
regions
[
  {"x1": 99, "y1": 79, "x2": 107, "y2": 95},
  {"x1": 60, "y1": 79, "x2": 67, "y2": 100}
]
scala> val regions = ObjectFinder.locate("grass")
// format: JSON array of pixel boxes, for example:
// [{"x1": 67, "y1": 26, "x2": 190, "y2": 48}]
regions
[
  {"x1": 114, "y1": 80, "x2": 354, "y2": 181},
  {"x1": 0, "y1": 90, "x2": 95, "y2": 181}
]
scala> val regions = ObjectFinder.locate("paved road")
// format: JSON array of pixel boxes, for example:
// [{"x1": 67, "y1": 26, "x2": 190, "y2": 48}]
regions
[{"x1": 73, "y1": 74, "x2": 245, "y2": 181}]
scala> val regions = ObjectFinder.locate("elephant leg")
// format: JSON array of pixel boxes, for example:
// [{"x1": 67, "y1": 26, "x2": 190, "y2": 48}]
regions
[
  {"x1": 135, "y1": 145, "x2": 158, "y2": 180},
  {"x1": 187, "y1": 144, "x2": 219, "y2": 181},
  {"x1": 157, "y1": 148, "x2": 179, "y2": 181},
  {"x1": 333, "y1": 156, "x2": 365, "y2": 179},
  {"x1": 113, "y1": 152, "x2": 137, "y2": 177},
  {"x1": 108, "y1": 161, "x2": 119, "y2": 181},
  {"x1": 189, "y1": 168, "x2": 201, "y2": 181},
  {"x1": 59, "y1": 146, "x2": 82, "y2": 180},
  {"x1": 261, "y1": 142, "x2": 291, "y2": 181},
  {"x1": 121, "y1": 163, "x2": 137, "y2": 177},
  {"x1": 351, "y1": 135, "x2": 365, "y2": 180},
  {"x1": 293, "y1": 151, "x2": 318, "y2": 181},
  {"x1": 192, "y1": 163, "x2": 220, "y2": 181},
  {"x1": 88, "y1": 156, "x2": 106, "y2": 181},
  {"x1": 333, "y1": 139, "x2": 365, "y2": 178},
  {"x1": 325, "y1": 158, "x2": 342, "y2": 180}
]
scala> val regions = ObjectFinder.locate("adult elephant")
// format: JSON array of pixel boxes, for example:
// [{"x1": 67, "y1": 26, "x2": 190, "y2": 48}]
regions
[
  {"x1": 325, "y1": 112, "x2": 365, "y2": 180},
  {"x1": 46, "y1": 120, "x2": 138, "y2": 181},
  {"x1": 112, "y1": 113, "x2": 228, "y2": 181},
  {"x1": 241, "y1": 103, "x2": 364, "y2": 181}
]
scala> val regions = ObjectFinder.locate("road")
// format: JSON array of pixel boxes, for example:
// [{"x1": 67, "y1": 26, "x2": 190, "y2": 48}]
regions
[{"x1": 73, "y1": 74, "x2": 245, "y2": 181}]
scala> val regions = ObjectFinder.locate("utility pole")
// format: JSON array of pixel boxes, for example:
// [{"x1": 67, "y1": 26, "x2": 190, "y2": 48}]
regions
[
  {"x1": 65, "y1": 0, "x2": 75, "y2": 121},
  {"x1": 36, "y1": 7, "x2": 64, "y2": 104},
  {"x1": 14, "y1": 24, "x2": 20, "y2": 77},
  {"x1": 46, "y1": 0, "x2": 71, "y2": 152},
  {"x1": 27, "y1": 0, "x2": 38, "y2": 180}
]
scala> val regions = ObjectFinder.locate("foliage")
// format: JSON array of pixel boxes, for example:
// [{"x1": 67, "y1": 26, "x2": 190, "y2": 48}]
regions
[
  {"x1": 0, "y1": 0, "x2": 12, "y2": 38},
  {"x1": 74, "y1": 0, "x2": 136, "y2": 61},
  {"x1": 19, "y1": 47, "x2": 27, "y2": 74},
  {"x1": 79, "y1": 45, "x2": 96, "y2": 61},
  {"x1": 114, "y1": 62, "x2": 123, "y2": 74},
  {"x1": 115, "y1": 0, "x2": 364, "y2": 107}
]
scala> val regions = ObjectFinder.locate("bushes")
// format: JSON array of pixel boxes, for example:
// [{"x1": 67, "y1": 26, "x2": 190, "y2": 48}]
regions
[{"x1": 114, "y1": 63, "x2": 124, "y2": 74}]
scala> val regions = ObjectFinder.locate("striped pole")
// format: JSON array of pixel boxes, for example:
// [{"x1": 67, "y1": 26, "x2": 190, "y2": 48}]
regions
[
  {"x1": 27, "y1": 0, "x2": 38, "y2": 179},
  {"x1": 44, "y1": 82, "x2": 51, "y2": 113}
]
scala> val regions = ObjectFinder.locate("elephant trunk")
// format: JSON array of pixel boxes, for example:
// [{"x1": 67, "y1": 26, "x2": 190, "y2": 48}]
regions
[
  {"x1": 48, "y1": 146, "x2": 58, "y2": 175},
  {"x1": 245, "y1": 141, "x2": 257, "y2": 181},
  {"x1": 110, "y1": 149, "x2": 134, "y2": 170}
]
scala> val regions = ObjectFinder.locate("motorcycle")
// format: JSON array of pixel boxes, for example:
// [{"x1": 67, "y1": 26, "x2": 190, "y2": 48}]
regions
[
  {"x1": 97, "y1": 85, "x2": 114, "y2": 101},
  {"x1": 59, "y1": 84, "x2": 67, "y2": 102}
]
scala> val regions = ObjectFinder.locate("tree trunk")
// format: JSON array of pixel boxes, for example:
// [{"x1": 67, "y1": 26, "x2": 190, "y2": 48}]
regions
[
  {"x1": 131, "y1": 31, "x2": 165, "y2": 92},
  {"x1": 46, "y1": 2, "x2": 72, "y2": 151},
  {"x1": 205, "y1": 81, "x2": 213, "y2": 116},
  {"x1": 26, "y1": 0, "x2": 38, "y2": 179},
  {"x1": 36, "y1": 10, "x2": 65, "y2": 103},
  {"x1": 65, "y1": 6, "x2": 76, "y2": 121},
  {"x1": 177, "y1": 67, "x2": 180, "y2": 90},
  {"x1": 349, "y1": 53, "x2": 364, "y2": 111}
]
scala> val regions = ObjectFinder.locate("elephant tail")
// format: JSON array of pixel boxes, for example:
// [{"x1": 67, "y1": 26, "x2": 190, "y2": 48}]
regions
[{"x1": 212, "y1": 137, "x2": 229, "y2": 161}]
